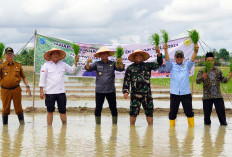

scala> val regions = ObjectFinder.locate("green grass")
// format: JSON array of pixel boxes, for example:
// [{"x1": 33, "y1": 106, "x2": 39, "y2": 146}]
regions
[{"x1": 151, "y1": 66, "x2": 232, "y2": 93}]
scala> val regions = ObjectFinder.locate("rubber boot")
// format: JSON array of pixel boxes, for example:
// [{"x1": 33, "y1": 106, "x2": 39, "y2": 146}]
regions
[
  {"x1": 112, "y1": 116, "x2": 118, "y2": 124},
  {"x1": 169, "y1": 120, "x2": 175, "y2": 127},
  {"x1": 95, "y1": 116, "x2": 101, "y2": 124},
  {"x1": 187, "y1": 117, "x2": 194, "y2": 127},
  {"x1": 2, "y1": 115, "x2": 8, "y2": 125},
  {"x1": 18, "y1": 113, "x2": 25, "y2": 125}
]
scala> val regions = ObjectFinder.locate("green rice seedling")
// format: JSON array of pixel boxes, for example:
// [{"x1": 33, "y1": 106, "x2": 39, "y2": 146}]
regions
[
  {"x1": 161, "y1": 30, "x2": 169, "y2": 43},
  {"x1": 116, "y1": 46, "x2": 124, "y2": 58},
  {"x1": 150, "y1": 33, "x2": 160, "y2": 47},
  {"x1": 0, "y1": 43, "x2": 5, "y2": 59},
  {"x1": 204, "y1": 60, "x2": 213, "y2": 73},
  {"x1": 188, "y1": 30, "x2": 199, "y2": 44},
  {"x1": 72, "y1": 43, "x2": 80, "y2": 55}
]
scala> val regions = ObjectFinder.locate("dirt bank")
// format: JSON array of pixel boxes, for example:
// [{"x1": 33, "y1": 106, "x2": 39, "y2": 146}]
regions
[{"x1": 15, "y1": 107, "x2": 232, "y2": 116}]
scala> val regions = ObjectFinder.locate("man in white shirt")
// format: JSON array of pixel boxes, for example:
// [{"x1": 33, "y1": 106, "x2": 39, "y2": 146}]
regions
[{"x1": 39, "y1": 48, "x2": 79, "y2": 125}]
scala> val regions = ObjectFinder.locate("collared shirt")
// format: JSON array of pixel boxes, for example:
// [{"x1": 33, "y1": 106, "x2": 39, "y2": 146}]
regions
[
  {"x1": 85, "y1": 60, "x2": 124, "y2": 93},
  {"x1": 123, "y1": 56, "x2": 163, "y2": 94},
  {"x1": 165, "y1": 60, "x2": 195, "y2": 95},
  {"x1": 196, "y1": 67, "x2": 229, "y2": 99},
  {"x1": 0, "y1": 61, "x2": 25, "y2": 88},
  {"x1": 39, "y1": 61, "x2": 77, "y2": 94}
]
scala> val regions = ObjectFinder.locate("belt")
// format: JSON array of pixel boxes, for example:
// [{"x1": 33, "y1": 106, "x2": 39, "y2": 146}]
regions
[{"x1": 1, "y1": 85, "x2": 20, "y2": 90}]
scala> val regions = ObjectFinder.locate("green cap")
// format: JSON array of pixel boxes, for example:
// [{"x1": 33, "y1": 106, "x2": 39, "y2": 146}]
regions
[{"x1": 175, "y1": 50, "x2": 184, "y2": 57}]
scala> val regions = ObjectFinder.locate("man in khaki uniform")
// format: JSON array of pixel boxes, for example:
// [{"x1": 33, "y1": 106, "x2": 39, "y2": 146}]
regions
[{"x1": 0, "y1": 47, "x2": 31, "y2": 125}]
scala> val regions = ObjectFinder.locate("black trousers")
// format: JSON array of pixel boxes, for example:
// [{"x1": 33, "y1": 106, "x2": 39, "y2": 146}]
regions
[
  {"x1": 95, "y1": 92, "x2": 118, "y2": 117},
  {"x1": 169, "y1": 94, "x2": 194, "y2": 120},
  {"x1": 203, "y1": 98, "x2": 227, "y2": 125}
]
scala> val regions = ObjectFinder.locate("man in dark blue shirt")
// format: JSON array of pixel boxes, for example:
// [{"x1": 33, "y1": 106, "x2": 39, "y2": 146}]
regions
[{"x1": 85, "y1": 46, "x2": 124, "y2": 124}]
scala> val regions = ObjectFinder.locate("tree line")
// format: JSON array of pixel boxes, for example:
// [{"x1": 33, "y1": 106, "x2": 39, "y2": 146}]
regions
[{"x1": 4, "y1": 47, "x2": 232, "y2": 66}]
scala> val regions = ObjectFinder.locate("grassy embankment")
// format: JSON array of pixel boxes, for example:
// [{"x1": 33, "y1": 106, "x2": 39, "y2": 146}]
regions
[
  {"x1": 23, "y1": 66, "x2": 232, "y2": 93},
  {"x1": 151, "y1": 66, "x2": 232, "y2": 93}
]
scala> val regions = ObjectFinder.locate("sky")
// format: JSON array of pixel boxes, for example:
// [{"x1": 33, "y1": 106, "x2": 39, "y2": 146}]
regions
[{"x1": 1, "y1": 0, "x2": 232, "y2": 55}]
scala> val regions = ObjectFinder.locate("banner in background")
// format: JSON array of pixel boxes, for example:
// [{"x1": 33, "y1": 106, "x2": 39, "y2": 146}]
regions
[{"x1": 35, "y1": 33, "x2": 195, "y2": 78}]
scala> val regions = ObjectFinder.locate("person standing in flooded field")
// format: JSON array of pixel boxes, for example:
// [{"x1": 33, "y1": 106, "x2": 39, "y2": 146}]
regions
[
  {"x1": 39, "y1": 48, "x2": 79, "y2": 125},
  {"x1": 123, "y1": 48, "x2": 163, "y2": 125},
  {"x1": 0, "y1": 47, "x2": 31, "y2": 125},
  {"x1": 196, "y1": 52, "x2": 232, "y2": 125},
  {"x1": 164, "y1": 43, "x2": 199, "y2": 127},
  {"x1": 85, "y1": 46, "x2": 124, "y2": 125}
]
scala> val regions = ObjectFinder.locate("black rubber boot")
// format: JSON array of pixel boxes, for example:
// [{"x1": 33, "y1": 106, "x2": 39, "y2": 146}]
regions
[
  {"x1": 18, "y1": 113, "x2": 25, "y2": 125},
  {"x1": 112, "y1": 116, "x2": 118, "y2": 124},
  {"x1": 95, "y1": 116, "x2": 101, "y2": 124},
  {"x1": 2, "y1": 115, "x2": 8, "y2": 125}
]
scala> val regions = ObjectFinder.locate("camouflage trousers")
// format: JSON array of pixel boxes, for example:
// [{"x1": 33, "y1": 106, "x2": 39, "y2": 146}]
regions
[{"x1": 130, "y1": 92, "x2": 153, "y2": 117}]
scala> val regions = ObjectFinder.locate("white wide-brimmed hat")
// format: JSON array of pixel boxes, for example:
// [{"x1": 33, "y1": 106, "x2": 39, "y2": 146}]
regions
[
  {"x1": 128, "y1": 49, "x2": 150, "y2": 62},
  {"x1": 44, "y1": 48, "x2": 66, "y2": 61},
  {"x1": 94, "y1": 46, "x2": 115, "y2": 57}
]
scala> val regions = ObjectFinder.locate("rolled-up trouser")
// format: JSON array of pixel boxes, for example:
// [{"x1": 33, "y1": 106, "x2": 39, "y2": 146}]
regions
[
  {"x1": 169, "y1": 94, "x2": 194, "y2": 120},
  {"x1": 1, "y1": 86, "x2": 23, "y2": 116}
]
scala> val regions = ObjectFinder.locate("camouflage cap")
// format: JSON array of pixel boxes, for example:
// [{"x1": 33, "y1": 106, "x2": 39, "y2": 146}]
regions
[
  {"x1": 5, "y1": 47, "x2": 14, "y2": 54},
  {"x1": 175, "y1": 50, "x2": 184, "y2": 57}
]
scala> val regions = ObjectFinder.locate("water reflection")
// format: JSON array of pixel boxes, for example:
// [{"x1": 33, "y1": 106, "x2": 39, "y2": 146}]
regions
[
  {"x1": 46, "y1": 126, "x2": 55, "y2": 156},
  {"x1": 1, "y1": 125, "x2": 24, "y2": 157},
  {"x1": 1, "y1": 126, "x2": 11, "y2": 157},
  {"x1": 94, "y1": 126, "x2": 118, "y2": 157},
  {"x1": 129, "y1": 126, "x2": 153, "y2": 157},
  {"x1": 57, "y1": 126, "x2": 67, "y2": 156},
  {"x1": 12, "y1": 125, "x2": 24, "y2": 157},
  {"x1": 169, "y1": 127, "x2": 194, "y2": 156},
  {"x1": 202, "y1": 126, "x2": 226, "y2": 156}
]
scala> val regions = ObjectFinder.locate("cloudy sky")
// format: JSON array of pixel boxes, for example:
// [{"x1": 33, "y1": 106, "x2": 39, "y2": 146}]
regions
[{"x1": 1, "y1": 0, "x2": 232, "y2": 55}]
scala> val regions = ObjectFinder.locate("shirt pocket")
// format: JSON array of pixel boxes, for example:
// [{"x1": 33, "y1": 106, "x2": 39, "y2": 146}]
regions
[
  {"x1": 2, "y1": 69, "x2": 9, "y2": 77},
  {"x1": 97, "y1": 66, "x2": 103, "y2": 71},
  {"x1": 97, "y1": 66, "x2": 104, "y2": 76},
  {"x1": 15, "y1": 68, "x2": 21, "y2": 78},
  {"x1": 59, "y1": 68, "x2": 65, "y2": 77},
  {"x1": 48, "y1": 69, "x2": 56, "y2": 75}
]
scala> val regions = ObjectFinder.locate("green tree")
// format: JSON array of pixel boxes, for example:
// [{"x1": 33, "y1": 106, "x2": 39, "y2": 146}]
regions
[
  {"x1": 218, "y1": 48, "x2": 230, "y2": 61},
  {"x1": 15, "y1": 48, "x2": 34, "y2": 66}
]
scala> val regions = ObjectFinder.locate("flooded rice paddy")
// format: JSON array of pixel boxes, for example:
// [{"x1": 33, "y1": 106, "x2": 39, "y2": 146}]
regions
[
  {"x1": 1, "y1": 78, "x2": 232, "y2": 156},
  {"x1": 1, "y1": 114, "x2": 232, "y2": 156}
]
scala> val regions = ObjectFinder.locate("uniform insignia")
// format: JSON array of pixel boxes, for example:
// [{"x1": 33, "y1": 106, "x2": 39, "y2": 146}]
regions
[
  {"x1": 99, "y1": 72, "x2": 102, "y2": 75},
  {"x1": 181, "y1": 65, "x2": 184, "y2": 68},
  {"x1": 110, "y1": 64, "x2": 112, "y2": 66},
  {"x1": 42, "y1": 70, "x2": 45, "y2": 72}
]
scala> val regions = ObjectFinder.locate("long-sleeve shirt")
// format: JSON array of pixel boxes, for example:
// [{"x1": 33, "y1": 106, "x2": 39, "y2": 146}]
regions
[
  {"x1": 0, "y1": 61, "x2": 25, "y2": 88},
  {"x1": 123, "y1": 56, "x2": 163, "y2": 94},
  {"x1": 85, "y1": 60, "x2": 124, "y2": 93},
  {"x1": 196, "y1": 67, "x2": 229, "y2": 99},
  {"x1": 39, "y1": 61, "x2": 77, "y2": 94},
  {"x1": 165, "y1": 60, "x2": 195, "y2": 95}
]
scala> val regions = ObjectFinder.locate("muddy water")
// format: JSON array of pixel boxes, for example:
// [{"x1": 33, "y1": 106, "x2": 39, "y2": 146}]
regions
[{"x1": 1, "y1": 114, "x2": 232, "y2": 156}]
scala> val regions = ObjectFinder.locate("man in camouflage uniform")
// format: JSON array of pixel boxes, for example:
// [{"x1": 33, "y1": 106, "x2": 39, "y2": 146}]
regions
[
  {"x1": 123, "y1": 48, "x2": 162, "y2": 125},
  {"x1": 196, "y1": 52, "x2": 232, "y2": 125}
]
